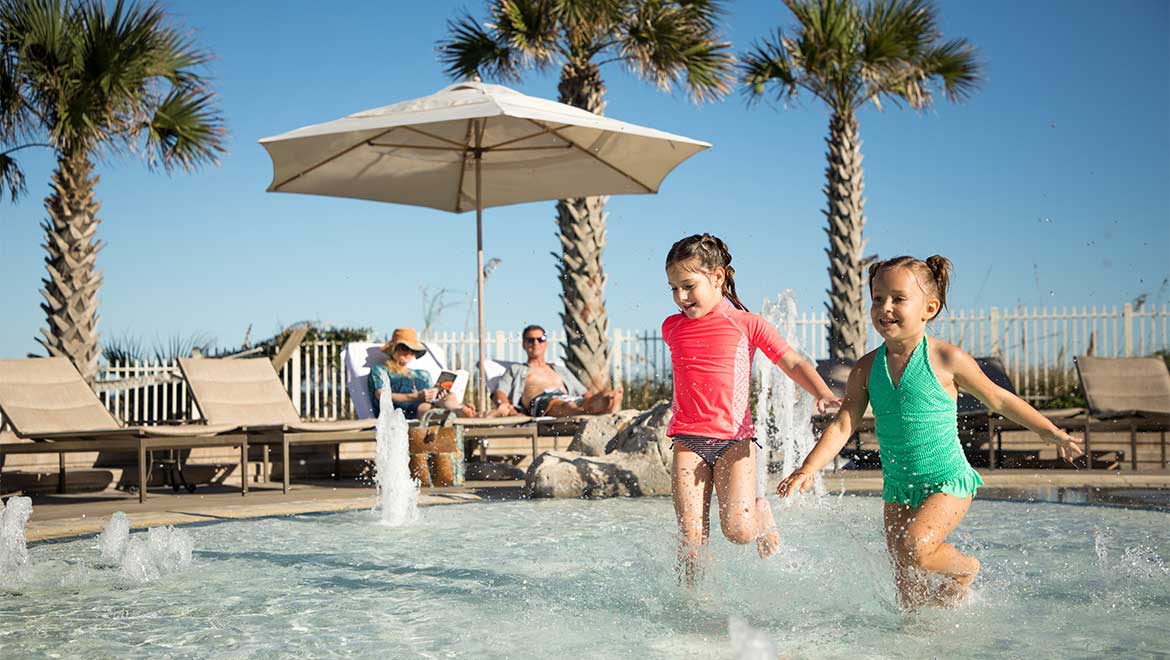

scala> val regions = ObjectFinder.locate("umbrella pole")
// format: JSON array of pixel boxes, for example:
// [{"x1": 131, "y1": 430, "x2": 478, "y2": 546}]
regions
[{"x1": 475, "y1": 147, "x2": 487, "y2": 414}]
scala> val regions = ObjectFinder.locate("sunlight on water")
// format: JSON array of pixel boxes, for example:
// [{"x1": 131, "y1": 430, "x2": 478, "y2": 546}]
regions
[{"x1": 2, "y1": 497, "x2": 1166, "y2": 659}]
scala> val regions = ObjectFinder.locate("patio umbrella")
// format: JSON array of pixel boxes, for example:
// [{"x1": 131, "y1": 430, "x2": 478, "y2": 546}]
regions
[{"x1": 259, "y1": 81, "x2": 710, "y2": 411}]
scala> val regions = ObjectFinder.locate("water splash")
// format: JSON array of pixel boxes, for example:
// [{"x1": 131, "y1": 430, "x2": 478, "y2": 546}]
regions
[
  {"x1": 97, "y1": 511, "x2": 131, "y2": 564},
  {"x1": 729, "y1": 616, "x2": 778, "y2": 660},
  {"x1": 1092, "y1": 529, "x2": 1109, "y2": 564},
  {"x1": 375, "y1": 389, "x2": 419, "y2": 527},
  {"x1": 120, "y1": 526, "x2": 194, "y2": 583},
  {"x1": 755, "y1": 290, "x2": 823, "y2": 497},
  {"x1": 0, "y1": 496, "x2": 32, "y2": 570}
]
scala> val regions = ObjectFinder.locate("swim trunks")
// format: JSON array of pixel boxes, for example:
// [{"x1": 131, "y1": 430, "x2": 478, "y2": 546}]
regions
[{"x1": 527, "y1": 389, "x2": 585, "y2": 417}]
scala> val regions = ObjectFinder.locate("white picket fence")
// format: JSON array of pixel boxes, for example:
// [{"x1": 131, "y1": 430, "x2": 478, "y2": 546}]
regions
[{"x1": 7, "y1": 303, "x2": 1166, "y2": 427}]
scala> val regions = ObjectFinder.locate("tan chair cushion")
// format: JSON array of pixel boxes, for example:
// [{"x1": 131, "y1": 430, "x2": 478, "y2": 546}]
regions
[
  {"x1": 179, "y1": 357, "x2": 301, "y2": 427},
  {"x1": 0, "y1": 358, "x2": 122, "y2": 436},
  {"x1": 1076, "y1": 356, "x2": 1170, "y2": 418},
  {"x1": 285, "y1": 419, "x2": 375, "y2": 433}
]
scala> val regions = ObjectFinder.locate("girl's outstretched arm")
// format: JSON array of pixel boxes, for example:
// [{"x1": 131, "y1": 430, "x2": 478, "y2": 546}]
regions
[
  {"x1": 775, "y1": 352, "x2": 841, "y2": 413},
  {"x1": 950, "y1": 349, "x2": 1085, "y2": 462},
  {"x1": 777, "y1": 356, "x2": 872, "y2": 496}
]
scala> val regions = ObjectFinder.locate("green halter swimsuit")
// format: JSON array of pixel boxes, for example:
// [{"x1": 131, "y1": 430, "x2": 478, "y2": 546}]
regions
[{"x1": 870, "y1": 336, "x2": 983, "y2": 508}]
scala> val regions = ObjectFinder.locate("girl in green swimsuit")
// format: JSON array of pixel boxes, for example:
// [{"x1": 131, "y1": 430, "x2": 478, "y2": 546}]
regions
[{"x1": 777, "y1": 255, "x2": 1083, "y2": 609}]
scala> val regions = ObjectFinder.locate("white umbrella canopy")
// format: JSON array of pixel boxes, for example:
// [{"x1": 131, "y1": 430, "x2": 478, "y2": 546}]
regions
[{"x1": 259, "y1": 81, "x2": 710, "y2": 410}]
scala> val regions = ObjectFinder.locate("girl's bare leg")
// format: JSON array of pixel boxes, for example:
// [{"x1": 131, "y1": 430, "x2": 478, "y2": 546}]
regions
[
  {"x1": 672, "y1": 445, "x2": 713, "y2": 588},
  {"x1": 714, "y1": 439, "x2": 779, "y2": 558},
  {"x1": 885, "y1": 494, "x2": 980, "y2": 609},
  {"x1": 884, "y1": 503, "x2": 929, "y2": 609}
]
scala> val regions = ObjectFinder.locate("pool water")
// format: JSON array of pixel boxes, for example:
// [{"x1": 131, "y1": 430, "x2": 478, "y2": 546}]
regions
[{"x1": 2, "y1": 496, "x2": 1167, "y2": 659}]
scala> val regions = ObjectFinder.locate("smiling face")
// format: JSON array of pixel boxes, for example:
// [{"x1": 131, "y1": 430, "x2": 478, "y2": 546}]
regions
[
  {"x1": 869, "y1": 266, "x2": 941, "y2": 341},
  {"x1": 522, "y1": 327, "x2": 549, "y2": 360},
  {"x1": 667, "y1": 259, "x2": 725, "y2": 319}
]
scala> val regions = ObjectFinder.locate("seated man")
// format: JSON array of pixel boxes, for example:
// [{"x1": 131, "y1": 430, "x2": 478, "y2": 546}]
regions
[{"x1": 491, "y1": 324, "x2": 623, "y2": 418}]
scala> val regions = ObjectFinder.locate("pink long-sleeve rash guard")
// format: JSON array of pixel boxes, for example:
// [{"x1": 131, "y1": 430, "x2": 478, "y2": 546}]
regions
[{"x1": 663, "y1": 301, "x2": 790, "y2": 440}]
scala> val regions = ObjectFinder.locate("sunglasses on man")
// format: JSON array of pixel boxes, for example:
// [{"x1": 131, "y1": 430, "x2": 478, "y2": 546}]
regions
[{"x1": 523, "y1": 335, "x2": 548, "y2": 345}]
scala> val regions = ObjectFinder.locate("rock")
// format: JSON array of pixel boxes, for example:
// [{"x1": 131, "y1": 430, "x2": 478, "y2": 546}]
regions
[
  {"x1": 526, "y1": 401, "x2": 675, "y2": 499},
  {"x1": 605, "y1": 401, "x2": 672, "y2": 465},
  {"x1": 565, "y1": 410, "x2": 641, "y2": 456},
  {"x1": 524, "y1": 450, "x2": 671, "y2": 498},
  {"x1": 524, "y1": 451, "x2": 587, "y2": 498}
]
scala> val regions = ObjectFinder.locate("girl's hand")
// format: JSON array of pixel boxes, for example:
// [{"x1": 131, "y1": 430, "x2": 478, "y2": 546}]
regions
[
  {"x1": 1045, "y1": 431, "x2": 1085, "y2": 463},
  {"x1": 815, "y1": 397, "x2": 843, "y2": 414},
  {"x1": 776, "y1": 469, "x2": 816, "y2": 497},
  {"x1": 419, "y1": 388, "x2": 440, "y2": 402}
]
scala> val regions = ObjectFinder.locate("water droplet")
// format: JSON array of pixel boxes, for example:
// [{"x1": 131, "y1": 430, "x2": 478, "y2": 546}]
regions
[{"x1": 1049, "y1": 291, "x2": 1055, "y2": 297}]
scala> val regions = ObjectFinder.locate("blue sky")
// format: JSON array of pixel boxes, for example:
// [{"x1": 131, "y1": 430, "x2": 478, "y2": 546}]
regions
[{"x1": 1, "y1": 0, "x2": 1167, "y2": 357}]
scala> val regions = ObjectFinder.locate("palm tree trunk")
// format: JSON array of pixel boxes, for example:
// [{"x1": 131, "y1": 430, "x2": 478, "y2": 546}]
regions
[
  {"x1": 556, "y1": 60, "x2": 612, "y2": 391},
  {"x1": 37, "y1": 151, "x2": 103, "y2": 382},
  {"x1": 823, "y1": 111, "x2": 867, "y2": 360}
]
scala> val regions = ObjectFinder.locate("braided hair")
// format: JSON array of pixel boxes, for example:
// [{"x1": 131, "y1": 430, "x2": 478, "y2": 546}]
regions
[{"x1": 665, "y1": 233, "x2": 748, "y2": 311}]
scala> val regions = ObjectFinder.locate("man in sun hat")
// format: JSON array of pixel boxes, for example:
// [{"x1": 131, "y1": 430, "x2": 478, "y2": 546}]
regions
[{"x1": 491, "y1": 324, "x2": 623, "y2": 418}]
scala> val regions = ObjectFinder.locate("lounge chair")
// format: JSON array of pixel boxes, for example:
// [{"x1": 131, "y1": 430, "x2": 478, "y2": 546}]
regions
[
  {"x1": 1074, "y1": 356, "x2": 1170, "y2": 470},
  {"x1": 978, "y1": 355, "x2": 1160, "y2": 468},
  {"x1": 955, "y1": 356, "x2": 1085, "y2": 467},
  {"x1": 178, "y1": 357, "x2": 377, "y2": 493},
  {"x1": 0, "y1": 357, "x2": 246, "y2": 502},
  {"x1": 342, "y1": 340, "x2": 448, "y2": 420}
]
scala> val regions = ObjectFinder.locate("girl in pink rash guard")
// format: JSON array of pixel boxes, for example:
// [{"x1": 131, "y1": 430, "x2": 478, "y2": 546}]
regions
[{"x1": 664, "y1": 234, "x2": 839, "y2": 585}]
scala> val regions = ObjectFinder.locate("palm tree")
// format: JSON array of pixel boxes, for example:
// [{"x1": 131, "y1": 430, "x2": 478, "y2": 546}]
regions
[
  {"x1": 0, "y1": 0, "x2": 225, "y2": 381},
  {"x1": 740, "y1": 0, "x2": 981, "y2": 360},
  {"x1": 438, "y1": 0, "x2": 733, "y2": 390}
]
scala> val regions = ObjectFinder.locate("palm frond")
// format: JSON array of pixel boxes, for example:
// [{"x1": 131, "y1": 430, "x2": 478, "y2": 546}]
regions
[
  {"x1": 437, "y1": 12, "x2": 521, "y2": 81},
  {"x1": 738, "y1": 30, "x2": 798, "y2": 106},
  {"x1": 0, "y1": 148, "x2": 26, "y2": 201},
  {"x1": 493, "y1": 0, "x2": 560, "y2": 65},
  {"x1": 920, "y1": 37, "x2": 982, "y2": 102},
  {"x1": 674, "y1": 0, "x2": 727, "y2": 33},
  {"x1": 619, "y1": 0, "x2": 733, "y2": 102},
  {"x1": 143, "y1": 84, "x2": 225, "y2": 172},
  {"x1": 551, "y1": 0, "x2": 622, "y2": 33},
  {"x1": 857, "y1": 0, "x2": 982, "y2": 110}
]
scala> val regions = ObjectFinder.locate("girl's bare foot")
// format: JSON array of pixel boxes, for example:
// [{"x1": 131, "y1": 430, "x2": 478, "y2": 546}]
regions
[
  {"x1": 754, "y1": 497, "x2": 780, "y2": 558},
  {"x1": 928, "y1": 558, "x2": 980, "y2": 608}
]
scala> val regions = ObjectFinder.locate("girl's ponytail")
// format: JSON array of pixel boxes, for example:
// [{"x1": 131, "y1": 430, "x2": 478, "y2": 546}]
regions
[
  {"x1": 709, "y1": 235, "x2": 748, "y2": 311},
  {"x1": 924, "y1": 255, "x2": 953, "y2": 314}
]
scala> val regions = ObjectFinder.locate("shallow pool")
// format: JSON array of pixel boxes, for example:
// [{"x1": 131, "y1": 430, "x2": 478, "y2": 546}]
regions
[{"x1": 3, "y1": 496, "x2": 1168, "y2": 659}]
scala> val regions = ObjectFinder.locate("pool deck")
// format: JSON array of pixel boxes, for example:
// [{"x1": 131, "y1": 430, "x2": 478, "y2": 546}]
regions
[{"x1": 15, "y1": 469, "x2": 1170, "y2": 543}]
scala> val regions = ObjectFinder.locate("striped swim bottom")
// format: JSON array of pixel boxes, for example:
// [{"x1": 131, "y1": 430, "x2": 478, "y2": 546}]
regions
[{"x1": 672, "y1": 436, "x2": 762, "y2": 469}]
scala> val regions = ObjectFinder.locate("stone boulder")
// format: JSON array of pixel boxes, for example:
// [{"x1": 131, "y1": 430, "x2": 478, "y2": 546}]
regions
[
  {"x1": 605, "y1": 400, "x2": 672, "y2": 465},
  {"x1": 565, "y1": 409, "x2": 642, "y2": 456},
  {"x1": 525, "y1": 401, "x2": 674, "y2": 498}
]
